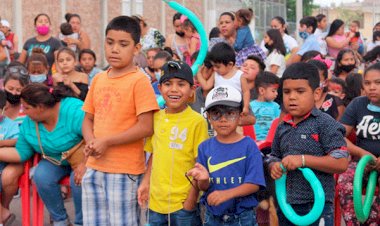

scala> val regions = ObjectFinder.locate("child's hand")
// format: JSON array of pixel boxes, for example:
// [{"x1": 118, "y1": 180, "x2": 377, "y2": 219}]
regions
[
  {"x1": 187, "y1": 163, "x2": 209, "y2": 181},
  {"x1": 207, "y1": 190, "x2": 231, "y2": 206},
  {"x1": 282, "y1": 155, "x2": 302, "y2": 171},
  {"x1": 88, "y1": 138, "x2": 109, "y2": 159},
  {"x1": 241, "y1": 106, "x2": 249, "y2": 117},
  {"x1": 73, "y1": 162, "x2": 87, "y2": 186},
  {"x1": 270, "y1": 162, "x2": 283, "y2": 179},
  {"x1": 137, "y1": 181, "x2": 150, "y2": 208},
  {"x1": 0, "y1": 40, "x2": 7, "y2": 46},
  {"x1": 63, "y1": 76, "x2": 73, "y2": 86}
]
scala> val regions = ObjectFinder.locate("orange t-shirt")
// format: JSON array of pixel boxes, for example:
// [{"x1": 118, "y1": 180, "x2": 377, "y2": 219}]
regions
[{"x1": 82, "y1": 67, "x2": 159, "y2": 174}]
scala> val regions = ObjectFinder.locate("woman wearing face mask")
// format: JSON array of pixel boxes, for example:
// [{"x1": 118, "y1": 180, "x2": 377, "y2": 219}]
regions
[
  {"x1": 164, "y1": 13, "x2": 188, "y2": 61},
  {"x1": 333, "y1": 49, "x2": 358, "y2": 80},
  {"x1": 18, "y1": 13, "x2": 62, "y2": 72},
  {"x1": 26, "y1": 48, "x2": 52, "y2": 86},
  {"x1": 1, "y1": 65, "x2": 29, "y2": 224}
]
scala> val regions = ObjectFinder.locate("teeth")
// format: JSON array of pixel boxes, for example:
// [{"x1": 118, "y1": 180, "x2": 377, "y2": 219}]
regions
[{"x1": 168, "y1": 96, "x2": 180, "y2": 99}]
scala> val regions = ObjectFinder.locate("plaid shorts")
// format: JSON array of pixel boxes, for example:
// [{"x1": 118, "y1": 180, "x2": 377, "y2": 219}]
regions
[{"x1": 82, "y1": 168, "x2": 142, "y2": 226}]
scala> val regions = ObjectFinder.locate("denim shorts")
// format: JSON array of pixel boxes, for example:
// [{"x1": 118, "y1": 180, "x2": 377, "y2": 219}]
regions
[
  {"x1": 148, "y1": 207, "x2": 202, "y2": 226},
  {"x1": 203, "y1": 209, "x2": 258, "y2": 226}
]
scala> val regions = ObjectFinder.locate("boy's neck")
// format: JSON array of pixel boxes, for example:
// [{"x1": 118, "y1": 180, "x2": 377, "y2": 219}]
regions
[
  {"x1": 256, "y1": 95, "x2": 268, "y2": 102},
  {"x1": 108, "y1": 64, "x2": 136, "y2": 78},
  {"x1": 165, "y1": 105, "x2": 188, "y2": 114},
  {"x1": 216, "y1": 131, "x2": 244, "y2": 144},
  {"x1": 221, "y1": 66, "x2": 237, "y2": 78}
]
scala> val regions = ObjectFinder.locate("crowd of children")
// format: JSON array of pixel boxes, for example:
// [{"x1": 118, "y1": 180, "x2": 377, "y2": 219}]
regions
[{"x1": 0, "y1": 5, "x2": 379, "y2": 226}]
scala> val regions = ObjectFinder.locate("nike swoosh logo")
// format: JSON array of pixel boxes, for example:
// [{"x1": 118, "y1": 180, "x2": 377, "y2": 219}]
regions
[{"x1": 208, "y1": 156, "x2": 246, "y2": 173}]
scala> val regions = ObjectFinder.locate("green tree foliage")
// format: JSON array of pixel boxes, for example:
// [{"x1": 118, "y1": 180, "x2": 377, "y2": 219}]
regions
[{"x1": 286, "y1": 0, "x2": 317, "y2": 22}]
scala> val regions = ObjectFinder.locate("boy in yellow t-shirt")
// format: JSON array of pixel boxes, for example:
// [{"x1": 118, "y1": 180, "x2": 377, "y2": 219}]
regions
[
  {"x1": 81, "y1": 16, "x2": 159, "y2": 226},
  {"x1": 138, "y1": 60, "x2": 209, "y2": 225}
]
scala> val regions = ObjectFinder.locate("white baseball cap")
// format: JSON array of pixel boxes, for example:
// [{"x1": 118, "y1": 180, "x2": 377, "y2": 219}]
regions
[
  {"x1": 1, "y1": 20, "x2": 10, "y2": 28},
  {"x1": 204, "y1": 85, "x2": 242, "y2": 111}
]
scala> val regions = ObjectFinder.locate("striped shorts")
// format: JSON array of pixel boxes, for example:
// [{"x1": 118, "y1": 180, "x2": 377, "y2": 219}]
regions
[{"x1": 82, "y1": 168, "x2": 142, "y2": 226}]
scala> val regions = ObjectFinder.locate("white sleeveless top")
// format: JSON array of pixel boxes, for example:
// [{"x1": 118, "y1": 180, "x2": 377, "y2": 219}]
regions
[{"x1": 215, "y1": 70, "x2": 243, "y2": 93}]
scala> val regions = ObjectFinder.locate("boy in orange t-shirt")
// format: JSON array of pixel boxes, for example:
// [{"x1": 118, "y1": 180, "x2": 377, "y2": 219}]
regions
[{"x1": 81, "y1": 16, "x2": 159, "y2": 225}]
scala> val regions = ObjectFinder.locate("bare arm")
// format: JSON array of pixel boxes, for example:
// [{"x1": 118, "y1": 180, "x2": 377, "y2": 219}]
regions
[
  {"x1": 196, "y1": 67, "x2": 215, "y2": 92},
  {"x1": 342, "y1": 124, "x2": 372, "y2": 158},
  {"x1": 241, "y1": 76, "x2": 250, "y2": 115},
  {"x1": 325, "y1": 36, "x2": 350, "y2": 49},
  {"x1": 336, "y1": 105, "x2": 345, "y2": 122},
  {"x1": 189, "y1": 37, "x2": 198, "y2": 55},
  {"x1": 18, "y1": 49, "x2": 27, "y2": 64},
  {"x1": 78, "y1": 31, "x2": 91, "y2": 50},
  {"x1": 13, "y1": 34, "x2": 19, "y2": 52},
  {"x1": 0, "y1": 139, "x2": 17, "y2": 147},
  {"x1": 0, "y1": 147, "x2": 22, "y2": 162},
  {"x1": 0, "y1": 46, "x2": 7, "y2": 62},
  {"x1": 304, "y1": 155, "x2": 348, "y2": 174},
  {"x1": 286, "y1": 47, "x2": 299, "y2": 66},
  {"x1": 82, "y1": 113, "x2": 95, "y2": 144}
]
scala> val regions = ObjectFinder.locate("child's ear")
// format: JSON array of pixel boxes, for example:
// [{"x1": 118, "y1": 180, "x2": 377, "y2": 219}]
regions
[
  {"x1": 258, "y1": 87, "x2": 265, "y2": 95},
  {"x1": 313, "y1": 87, "x2": 322, "y2": 101},
  {"x1": 134, "y1": 43, "x2": 142, "y2": 55}
]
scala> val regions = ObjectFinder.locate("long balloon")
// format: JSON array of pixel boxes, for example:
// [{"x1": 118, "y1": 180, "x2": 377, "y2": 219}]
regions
[
  {"x1": 157, "y1": 0, "x2": 209, "y2": 108},
  {"x1": 275, "y1": 164, "x2": 325, "y2": 225},
  {"x1": 353, "y1": 155, "x2": 377, "y2": 223}
]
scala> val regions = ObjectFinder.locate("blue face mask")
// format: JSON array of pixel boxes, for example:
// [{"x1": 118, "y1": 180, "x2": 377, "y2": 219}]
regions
[
  {"x1": 30, "y1": 74, "x2": 47, "y2": 83},
  {"x1": 299, "y1": 31, "x2": 309, "y2": 40},
  {"x1": 367, "y1": 103, "x2": 380, "y2": 113}
]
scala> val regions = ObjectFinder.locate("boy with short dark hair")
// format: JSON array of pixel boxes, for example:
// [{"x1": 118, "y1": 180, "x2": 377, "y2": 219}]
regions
[
  {"x1": 268, "y1": 62, "x2": 349, "y2": 225},
  {"x1": 291, "y1": 16, "x2": 320, "y2": 63},
  {"x1": 251, "y1": 71, "x2": 280, "y2": 141},
  {"x1": 81, "y1": 16, "x2": 159, "y2": 225},
  {"x1": 138, "y1": 60, "x2": 209, "y2": 225},
  {"x1": 187, "y1": 85, "x2": 265, "y2": 225}
]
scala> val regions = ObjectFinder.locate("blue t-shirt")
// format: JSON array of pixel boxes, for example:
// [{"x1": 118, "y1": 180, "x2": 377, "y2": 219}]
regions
[
  {"x1": 16, "y1": 97, "x2": 84, "y2": 162},
  {"x1": 88, "y1": 67, "x2": 103, "y2": 86},
  {"x1": 250, "y1": 100, "x2": 280, "y2": 141},
  {"x1": 234, "y1": 26, "x2": 255, "y2": 52},
  {"x1": 340, "y1": 96, "x2": 380, "y2": 156},
  {"x1": 197, "y1": 137, "x2": 266, "y2": 216},
  {"x1": 297, "y1": 34, "x2": 320, "y2": 56},
  {"x1": 0, "y1": 117, "x2": 19, "y2": 140}
]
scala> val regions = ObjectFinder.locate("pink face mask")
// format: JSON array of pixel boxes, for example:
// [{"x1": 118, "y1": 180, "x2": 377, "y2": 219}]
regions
[{"x1": 36, "y1": 25, "x2": 50, "y2": 35}]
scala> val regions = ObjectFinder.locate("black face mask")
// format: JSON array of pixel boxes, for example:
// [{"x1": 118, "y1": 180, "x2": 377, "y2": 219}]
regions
[
  {"x1": 5, "y1": 90, "x2": 21, "y2": 105},
  {"x1": 147, "y1": 67, "x2": 155, "y2": 73},
  {"x1": 176, "y1": 31, "x2": 185, "y2": 37},
  {"x1": 340, "y1": 64, "x2": 356, "y2": 73},
  {"x1": 264, "y1": 43, "x2": 273, "y2": 51}
]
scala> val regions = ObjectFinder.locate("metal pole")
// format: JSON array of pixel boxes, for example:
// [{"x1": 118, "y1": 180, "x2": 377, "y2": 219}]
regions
[
  {"x1": 13, "y1": 0, "x2": 22, "y2": 52},
  {"x1": 61, "y1": 0, "x2": 66, "y2": 22},
  {"x1": 296, "y1": 0, "x2": 303, "y2": 43},
  {"x1": 100, "y1": 0, "x2": 108, "y2": 67}
]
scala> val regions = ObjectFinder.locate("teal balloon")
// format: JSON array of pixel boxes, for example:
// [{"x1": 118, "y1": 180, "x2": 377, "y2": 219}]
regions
[
  {"x1": 353, "y1": 155, "x2": 377, "y2": 223},
  {"x1": 275, "y1": 165, "x2": 325, "y2": 225},
  {"x1": 156, "y1": 1, "x2": 208, "y2": 107},
  {"x1": 156, "y1": 95, "x2": 165, "y2": 108}
]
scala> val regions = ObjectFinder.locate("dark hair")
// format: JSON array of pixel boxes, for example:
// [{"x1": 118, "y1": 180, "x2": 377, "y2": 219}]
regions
[
  {"x1": 65, "y1": 13, "x2": 81, "y2": 23},
  {"x1": 266, "y1": 29, "x2": 286, "y2": 55},
  {"x1": 209, "y1": 42, "x2": 235, "y2": 65},
  {"x1": 131, "y1": 15, "x2": 147, "y2": 27},
  {"x1": 255, "y1": 71, "x2": 279, "y2": 88},
  {"x1": 34, "y1": 13, "x2": 51, "y2": 25},
  {"x1": 372, "y1": 31, "x2": 380, "y2": 43},
  {"x1": 364, "y1": 46, "x2": 380, "y2": 63},
  {"x1": 106, "y1": 16, "x2": 141, "y2": 45},
  {"x1": 236, "y1": 8, "x2": 253, "y2": 26},
  {"x1": 374, "y1": 22, "x2": 380, "y2": 31},
  {"x1": 300, "y1": 16, "x2": 317, "y2": 33},
  {"x1": 182, "y1": 19, "x2": 196, "y2": 32},
  {"x1": 326, "y1": 19, "x2": 344, "y2": 37},
  {"x1": 219, "y1": 12, "x2": 235, "y2": 21},
  {"x1": 79, "y1": 49, "x2": 97, "y2": 62},
  {"x1": 333, "y1": 49, "x2": 356, "y2": 76},
  {"x1": 281, "y1": 62, "x2": 320, "y2": 90},
  {"x1": 191, "y1": 51, "x2": 199, "y2": 63},
  {"x1": 301, "y1": 50, "x2": 322, "y2": 62},
  {"x1": 154, "y1": 51, "x2": 172, "y2": 62},
  {"x1": 272, "y1": 16, "x2": 288, "y2": 34},
  {"x1": 315, "y1": 14, "x2": 326, "y2": 23},
  {"x1": 173, "y1": 13, "x2": 182, "y2": 24},
  {"x1": 4, "y1": 66, "x2": 30, "y2": 87},
  {"x1": 163, "y1": 47, "x2": 174, "y2": 57},
  {"x1": 209, "y1": 27, "x2": 220, "y2": 40},
  {"x1": 246, "y1": 55, "x2": 266, "y2": 71},
  {"x1": 308, "y1": 60, "x2": 328, "y2": 80},
  {"x1": 344, "y1": 72, "x2": 363, "y2": 105},
  {"x1": 27, "y1": 48, "x2": 49, "y2": 70},
  {"x1": 330, "y1": 77, "x2": 346, "y2": 92},
  {"x1": 57, "y1": 47, "x2": 76, "y2": 60},
  {"x1": 364, "y1": 62, "x2": 380, "y2": 78},
  {"x1": 0, "y1": 90, "x2": 6, "y2": 109},
  {"x1": 21, "y1": 84, "x2": 74, "y2": 108},
  {"x1": 60, "y1": 22, "x2": 73, "y2": 36}
]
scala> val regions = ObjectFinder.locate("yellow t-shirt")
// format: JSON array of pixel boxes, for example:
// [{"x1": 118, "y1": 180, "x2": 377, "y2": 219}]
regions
[
  {"x1": 83, "y1": 67, "x2": 159, "y2": 174},
  {"x1": 145, "y1": 106, "x2": 209, "y2": 214}
]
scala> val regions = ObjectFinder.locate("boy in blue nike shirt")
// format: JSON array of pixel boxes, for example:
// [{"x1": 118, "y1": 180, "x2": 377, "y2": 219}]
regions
[{"x1": 187, "y1": 85, "x2": 265, "y2": 225}]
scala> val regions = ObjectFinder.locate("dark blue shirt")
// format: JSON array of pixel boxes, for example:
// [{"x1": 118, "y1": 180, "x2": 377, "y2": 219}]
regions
[
  {"x1": 340, "y1": 96, "x2": 380, "y2": 156},
  {"x1": 197, "y1": 137, "x2": 266, "y2": 216},
  {"x1": 268, "y1": 108, "x2": 348, "y2": 204},
  {"x1": 234, "y1": 26, "x2": 255, "y2": 52}
]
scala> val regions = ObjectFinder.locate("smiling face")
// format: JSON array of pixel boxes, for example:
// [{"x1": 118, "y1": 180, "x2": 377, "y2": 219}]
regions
[
  {"x1": 105, "y1": 30, "x2": 140, "y2": 71},
  {"x1": 282, "y1": 79, "x2": 320, "y2": 123},
  {"x1": 158, "y1": 78, "x2": 194, "y2": 113}
]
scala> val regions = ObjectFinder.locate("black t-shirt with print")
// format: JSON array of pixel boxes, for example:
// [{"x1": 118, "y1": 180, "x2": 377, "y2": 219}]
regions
[{"x1": 340, "y1": 96, "x2": 380, "y2": 156}]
